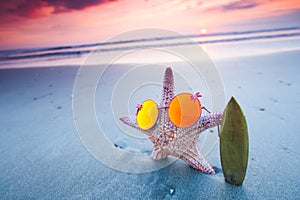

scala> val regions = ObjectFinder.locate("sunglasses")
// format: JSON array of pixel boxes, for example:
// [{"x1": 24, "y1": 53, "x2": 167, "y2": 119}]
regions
[{"x1": 136, "y1": 92, "x2": 210, "y2": 130}]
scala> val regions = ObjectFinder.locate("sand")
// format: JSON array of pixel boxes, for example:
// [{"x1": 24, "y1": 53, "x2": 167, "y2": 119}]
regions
[{"x1": 0, "y1": 50, "x2": 299, "y2": 199}]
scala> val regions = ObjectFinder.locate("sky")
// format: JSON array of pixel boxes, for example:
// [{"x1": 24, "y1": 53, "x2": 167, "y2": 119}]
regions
[{"x1": 0, "y1": 0, "x2": 299, "y2": 50}]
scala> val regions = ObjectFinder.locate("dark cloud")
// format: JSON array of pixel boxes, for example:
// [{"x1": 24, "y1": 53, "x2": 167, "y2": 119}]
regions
[
  {"x1": 0, "y1": 0, "x2": 39, "y2": 18},
  {"x1": 0, "y1": 0, "x2": 116, "y2": 20},
  {"x1": 46, "y1": 0, "x2": 117, "y2": 13},
  {"x1": 223, "y1": 0, "x2": 258, "y2": 11}
]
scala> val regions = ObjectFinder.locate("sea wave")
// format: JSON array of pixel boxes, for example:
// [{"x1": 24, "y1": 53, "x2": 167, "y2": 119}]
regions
[{"x1": 0, "y1": 26, "x2": 299, "y2": 63}]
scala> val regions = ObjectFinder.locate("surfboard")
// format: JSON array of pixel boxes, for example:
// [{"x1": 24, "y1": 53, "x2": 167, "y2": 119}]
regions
[{"x1": 220, "y1": 97, "x2": 248, "y2": 186}]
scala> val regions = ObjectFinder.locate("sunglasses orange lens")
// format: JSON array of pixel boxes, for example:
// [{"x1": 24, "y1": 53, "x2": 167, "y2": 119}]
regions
[
  {"x1": 136, "y1": 100, "x2": 159, "y2": 130},
  {"x1": 168, "y1": 93, "x2": 201, "y2": 127}
]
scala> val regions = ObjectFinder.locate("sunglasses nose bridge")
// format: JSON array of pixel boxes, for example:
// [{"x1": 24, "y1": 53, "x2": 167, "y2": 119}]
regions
[{"x1": 158, "y1": 105, "x2": 169, "y2": 109}]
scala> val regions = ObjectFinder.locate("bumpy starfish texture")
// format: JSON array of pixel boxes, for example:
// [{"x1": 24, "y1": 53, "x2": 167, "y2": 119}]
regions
[{"x1": 120, "y1": 67, "x2": 222, "y2": 174}]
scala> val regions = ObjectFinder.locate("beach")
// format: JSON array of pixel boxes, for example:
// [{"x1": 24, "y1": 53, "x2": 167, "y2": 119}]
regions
[
  {"x1": 1, "y1": 0, "x2": 300, "y2": 198},
  {"x1": 0, "y1": 48, "x2": 299, "y2": 199}
]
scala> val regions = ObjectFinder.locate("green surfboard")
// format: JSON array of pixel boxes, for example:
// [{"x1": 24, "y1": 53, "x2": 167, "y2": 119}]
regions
[{"x1": 220, "y1": 97, "x2": 248, "y2": 186}]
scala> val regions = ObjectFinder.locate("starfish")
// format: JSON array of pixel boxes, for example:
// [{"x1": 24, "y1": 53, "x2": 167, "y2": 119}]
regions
[{"x1": 120, "y1": 67, "x2": 223, "y2": 174}]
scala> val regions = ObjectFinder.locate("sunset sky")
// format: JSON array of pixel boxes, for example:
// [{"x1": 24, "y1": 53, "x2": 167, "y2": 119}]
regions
[{"x1": 0, "y1": 0, "x2": 299, "y2": 50}]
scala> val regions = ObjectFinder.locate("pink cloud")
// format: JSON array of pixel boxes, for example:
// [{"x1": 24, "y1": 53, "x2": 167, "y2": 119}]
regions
[{"x1": 0, "y1": 0, "x2": 117, "y2": 24}]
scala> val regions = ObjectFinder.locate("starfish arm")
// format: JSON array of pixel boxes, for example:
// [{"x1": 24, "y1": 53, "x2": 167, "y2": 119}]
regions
[
  {"x1": 170, "y1": 113, "x2": 223, "y2": 146},
  {"x1": 161, "y1": 67, "x2": 174, "y2": 107},
  {"x1": 151, "y1": 147, "x2": 168, "y2": 160},
  {"x1": 187, "y1": 113, "x2": 223, "y2": 133},
  {"x1": 167, "y1": 113, "x2": 222, "y2": 174},
  {"x1": 119, "y1": 116, "x2": 154, "y2": 136},
  {"x1": 179, "y1": 142, "x2": 215, "y2": 174},
  {"x1": 169, "y1": 113, "x2": 223, "y2": 153},
  {"x1": 119, "y1": 116, "x2": 140, "y2": 130}
]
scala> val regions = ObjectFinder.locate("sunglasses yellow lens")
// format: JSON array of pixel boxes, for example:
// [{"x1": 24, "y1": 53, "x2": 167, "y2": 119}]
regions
[
  {"x1": 168, "y1": 93, "x2": 201, "y2": 127},
  {"x1": 136, "y1": 100, "x2": 159, "y2": 130}
]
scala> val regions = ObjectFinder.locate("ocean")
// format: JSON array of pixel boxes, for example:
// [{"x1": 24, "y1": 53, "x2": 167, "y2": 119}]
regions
[{"x1": 1, "y1": 26, "x2": 300, "y2": 68}]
